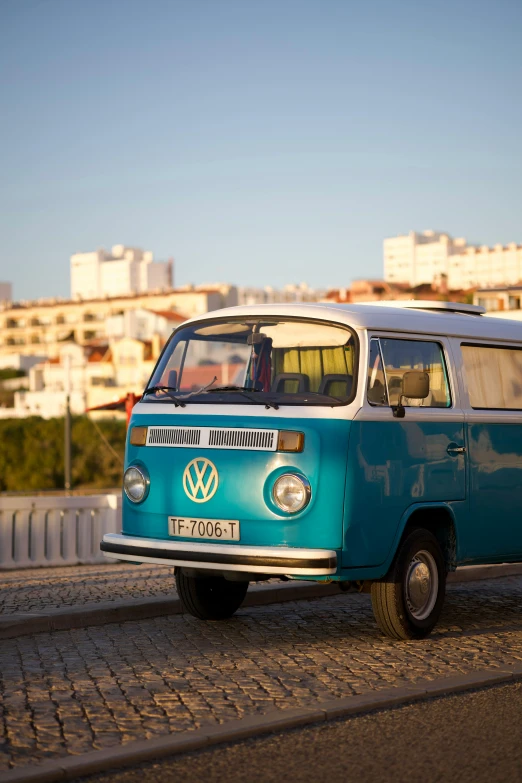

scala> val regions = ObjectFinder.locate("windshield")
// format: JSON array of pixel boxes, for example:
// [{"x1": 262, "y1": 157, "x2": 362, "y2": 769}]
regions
[{"x1": 145, "y1": 317, "x2": 357, "y2": 406}]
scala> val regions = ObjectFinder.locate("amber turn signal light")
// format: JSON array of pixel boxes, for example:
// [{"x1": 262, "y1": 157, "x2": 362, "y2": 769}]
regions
[
  {"x1": 130, "y1": 426, "x2": 148, "y2": 446},
  {"x1": 277, "y1": 431, "x2": 304, "y2": 452}
]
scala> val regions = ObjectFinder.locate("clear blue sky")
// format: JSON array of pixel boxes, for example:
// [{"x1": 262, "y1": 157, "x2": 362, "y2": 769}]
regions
[{"x1": 1, "y1": 0, "x2": 521, "y2": 301}]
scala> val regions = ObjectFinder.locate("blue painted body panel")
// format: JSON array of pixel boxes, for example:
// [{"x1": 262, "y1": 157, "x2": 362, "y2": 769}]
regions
[
  {"x1": 466, "y1": 423, "x2": 522, "y2": 558},
  {"x1": 122, "y1": 409, "x2": 522, "y2": 581},
  {"x1": 342, "y1": 420, "x2": 466, "y2": 568},
  {"x1": 123, "y1": 412, "x2": 351, "y2": 552}
]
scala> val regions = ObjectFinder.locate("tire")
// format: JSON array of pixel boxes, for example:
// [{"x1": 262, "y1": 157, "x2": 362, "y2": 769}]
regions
[
  {"x1": 371, "y1": 528, "x2": 446, "y2": 640},
  {"x1": 175, "y1": 570, "x2": 249, "y2": 621}
]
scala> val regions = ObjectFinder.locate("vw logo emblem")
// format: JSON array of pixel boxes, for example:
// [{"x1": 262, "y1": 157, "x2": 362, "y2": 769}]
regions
[{"x1": 183, "y1": 458, "x2": 219, "y2": 503}]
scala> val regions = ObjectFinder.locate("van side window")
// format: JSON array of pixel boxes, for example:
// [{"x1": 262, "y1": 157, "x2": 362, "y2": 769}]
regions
[
  {"x1": 367, "y1": 338, "x2": 451, "y2": 408},
  {"x1": 461, "y1": 344, "x2": 522, "y2": 409}
]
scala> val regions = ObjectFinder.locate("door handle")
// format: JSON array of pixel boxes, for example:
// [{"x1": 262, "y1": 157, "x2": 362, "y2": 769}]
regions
[{"x1": 447, "y1": 445, "x2": 466, "y2": 455}]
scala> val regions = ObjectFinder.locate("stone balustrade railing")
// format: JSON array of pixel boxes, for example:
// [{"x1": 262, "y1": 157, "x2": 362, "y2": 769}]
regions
[{"x1": 0, "y1": 494, "x2": 121, "y2": 569}]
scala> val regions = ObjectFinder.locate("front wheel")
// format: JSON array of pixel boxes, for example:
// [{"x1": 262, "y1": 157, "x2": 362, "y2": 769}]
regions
[
  {"x1": 175, "y1": 570, "x2": 249, "y2": 620},
  {"x1": 371, "y1": 528, "x2": 446, "y2": 640}
]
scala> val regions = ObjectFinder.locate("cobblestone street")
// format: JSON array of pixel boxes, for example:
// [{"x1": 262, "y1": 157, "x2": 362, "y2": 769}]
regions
[
  {"x1": 0, "y1": 575, "x2": 521, "y2": 773},
  {"x1": 0, "y1": 564, "x2": 174, "y2": 615}
]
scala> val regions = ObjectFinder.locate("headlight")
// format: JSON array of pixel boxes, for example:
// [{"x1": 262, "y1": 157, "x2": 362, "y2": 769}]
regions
[
  {"x1": 123, "y1": 466, "x2": 149, "y2": 503},
  {"x1": 272, "y1": 473, "x2": 311, "y2": 513}
]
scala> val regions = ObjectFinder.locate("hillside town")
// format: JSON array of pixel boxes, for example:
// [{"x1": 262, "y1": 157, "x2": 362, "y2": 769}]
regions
[{"x1": 1, "y1": 230, "x2": 522, "y2": 419}]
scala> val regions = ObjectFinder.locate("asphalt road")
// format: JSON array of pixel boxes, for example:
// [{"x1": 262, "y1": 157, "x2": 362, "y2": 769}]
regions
[{"x1": 84, "y1": 681, "x2": 522, "y2": 783}]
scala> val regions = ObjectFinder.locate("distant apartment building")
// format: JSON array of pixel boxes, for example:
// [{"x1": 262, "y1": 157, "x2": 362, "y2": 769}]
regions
[
  {"x1": 0, "y1": 282, "x2": 12, "y2": 302},
  {"x1": 0, "y1": 287, "x2": 234, "y2": 360},
  {"x1": 0, "y1": 307, "x2": 197, "y2": 418},
  {"x1": 384, "y1": 231, "x2": 468, "y2": 287},
  {"x1": 453, "y1": 244, "x2": 522, "y2": 290},
  {"x1": 5, "y1": 301, "x2": 246, "y2": 419},
  {"x1": 238, "y1": 283, "x2": 326, "y2": 306},
  {"x1": 384, "y1": 231, "x2": 522, "y2": 290},
  {"x1": 9, "y1": 339, "x2": 162, "y2": 419},
  {"x1": 473, "y1": 285, "x2": 522, "y2": 314},
  {"x1": 178, "y1": 283, "x2": 238, "y2": 310},
  {"x1": 104, "y1": 308, "x2": 185, "y2": 342},
  {"x1": 70, "y1": 245, "x2": 173, "y2": 299}
]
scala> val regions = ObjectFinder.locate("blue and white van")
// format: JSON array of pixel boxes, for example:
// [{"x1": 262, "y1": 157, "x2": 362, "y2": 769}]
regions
[{"x1": 101, "y1": 300, "x2": 522, "y2": 639}]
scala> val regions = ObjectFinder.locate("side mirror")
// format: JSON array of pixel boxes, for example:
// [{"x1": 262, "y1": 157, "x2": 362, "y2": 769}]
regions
[{"x1": 393, "y1": 370, "x2": 430, "y2": 418}]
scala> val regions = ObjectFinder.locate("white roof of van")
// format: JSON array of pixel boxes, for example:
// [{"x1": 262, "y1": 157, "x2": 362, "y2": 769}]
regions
[{"x1": 185, "y1": 301, "x2": 522, "y2": 343}]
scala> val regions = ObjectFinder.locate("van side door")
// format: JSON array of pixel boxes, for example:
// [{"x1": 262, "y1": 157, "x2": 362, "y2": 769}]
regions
[
  {"x1": 343, "y1": 333, "x2": 466, "y2": 569},
  {"x1": 459, "y1": 341, "x2": 522, "y2": 559}
]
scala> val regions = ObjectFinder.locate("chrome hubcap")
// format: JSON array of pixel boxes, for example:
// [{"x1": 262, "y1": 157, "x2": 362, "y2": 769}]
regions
[{"x1": 405, "y1": 550, "x2": 438, "y2": 621}]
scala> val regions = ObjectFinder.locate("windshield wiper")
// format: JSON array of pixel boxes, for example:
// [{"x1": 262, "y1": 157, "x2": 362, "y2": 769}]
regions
[
  {"x1": 142, "y1": 377, "x2": 218, "y2": 407},
  {"x1": 142, "y1": 386, "x2": 186, "y2": 407},
  {"x1": 205, "y1": 385, "x2": 279, "y2": 410},
  {"x1": 183, "y1": 377, "x2": 218, "y2": 398}
]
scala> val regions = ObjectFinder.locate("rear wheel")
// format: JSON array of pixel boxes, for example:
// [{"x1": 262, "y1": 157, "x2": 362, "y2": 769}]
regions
[
  {"x1": 371, "y1": 528, "x2": 446, "y2": 640},
  {"x1": 175, "y1": 570, "x2": 249, "y2": 620}
]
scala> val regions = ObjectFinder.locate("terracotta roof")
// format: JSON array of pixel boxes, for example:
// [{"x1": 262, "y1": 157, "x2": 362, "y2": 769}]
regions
[
  {"x1": 148, "y1": 310, "x2": 186, "y2": 322},
  {"x1": 86, "y1": 346, "x2": 111, "y2": 363},
  {"x1": 324, "y1": 290, "x2": 352, "y2": 303}
]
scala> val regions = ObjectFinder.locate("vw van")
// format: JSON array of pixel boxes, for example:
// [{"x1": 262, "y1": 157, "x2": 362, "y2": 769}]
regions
[{"x1": 101, "y1": 300, "x2": 522, "y2": 639}]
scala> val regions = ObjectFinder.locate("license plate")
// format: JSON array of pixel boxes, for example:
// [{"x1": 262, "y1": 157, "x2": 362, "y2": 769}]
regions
[{"x1": 168, "y1": 516, "x2": 240, "y2": 541}]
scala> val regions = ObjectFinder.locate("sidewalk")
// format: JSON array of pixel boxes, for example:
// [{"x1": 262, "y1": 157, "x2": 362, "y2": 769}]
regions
[
  {"x1": 0, "y1": 562, "x2": 175, "y2": 615},
  {"x1": 1, "y1": 561, "x2": 522, "y2": 640}
]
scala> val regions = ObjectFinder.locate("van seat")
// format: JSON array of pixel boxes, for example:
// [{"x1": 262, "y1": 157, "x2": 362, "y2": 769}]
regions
[
  {"x1": 271, "y1": 373, "x2": 310, "y2": 393},
  {"x1": 318, "y1": 374, "x2": 352, "y2": 398}
]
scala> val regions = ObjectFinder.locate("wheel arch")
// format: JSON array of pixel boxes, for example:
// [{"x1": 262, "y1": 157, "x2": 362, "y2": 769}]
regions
[{"x1": 396, "y1": 503, "x2": 458, "y2": 572}]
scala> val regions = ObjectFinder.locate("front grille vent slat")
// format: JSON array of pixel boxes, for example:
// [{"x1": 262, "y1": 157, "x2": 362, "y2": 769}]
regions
[
  {"x1": 148, "y1": 428, "x2": 201, "y2": 446},
  {"x1": 146, "y1": 426, "x2": 277, "y2": 451},
  {"x1": 208, "y1": 429, "x2": 274, "y2": 450}
]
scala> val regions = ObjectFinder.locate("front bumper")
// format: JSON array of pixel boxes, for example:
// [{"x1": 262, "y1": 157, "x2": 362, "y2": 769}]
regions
[{"x1": 100, "y1": 533, "x2": 337, "y2": 576}]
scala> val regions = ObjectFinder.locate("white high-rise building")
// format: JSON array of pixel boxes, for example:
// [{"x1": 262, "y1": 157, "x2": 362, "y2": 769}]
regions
[
  {"x1": 70, "y1": 245, "x2": 173, "y2": 300},
  {"x1": 384, "y1": 231, "x2": 522, "y2": 290},
  {"x1": 384, "y1": 231, "x2": 468, "y2": 287}
]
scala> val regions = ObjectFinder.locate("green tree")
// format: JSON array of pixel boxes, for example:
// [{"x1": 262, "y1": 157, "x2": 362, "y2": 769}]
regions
[{"x1": 0, "y1": 416, "x2": 126, "y2": 492}]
